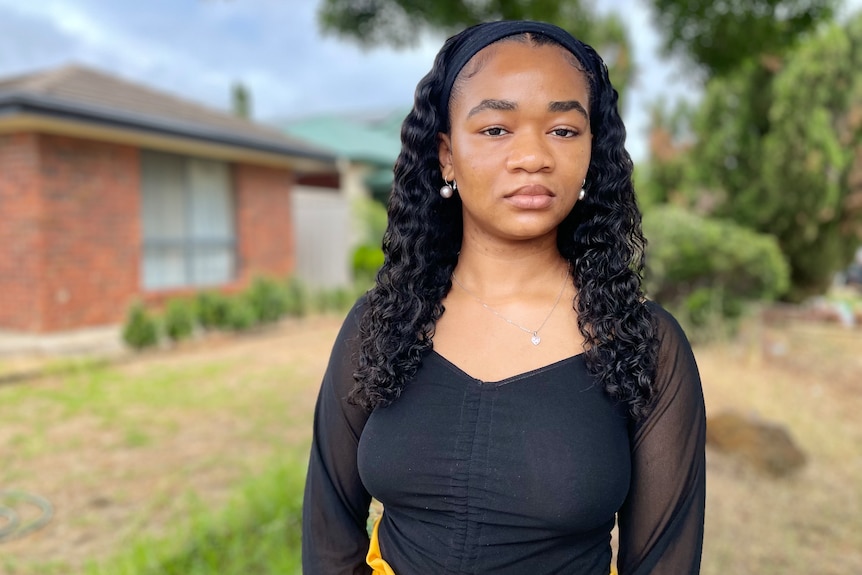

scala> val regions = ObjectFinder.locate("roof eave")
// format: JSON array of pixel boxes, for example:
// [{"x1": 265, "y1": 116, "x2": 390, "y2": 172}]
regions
[{"x1": 0, "y1": 92, "x2": 337, "y2": 165}]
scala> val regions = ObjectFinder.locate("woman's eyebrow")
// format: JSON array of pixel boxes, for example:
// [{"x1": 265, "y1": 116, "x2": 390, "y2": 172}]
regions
[
  {"x1": 548, "y1": 100, "x2": 588, "y2": 118},
  {"x1": 467, "y1": 98, "x2": 588, "y2": 119},
  {"x1": 467, "y1": 98, "x2": 517, "y2": 117}
]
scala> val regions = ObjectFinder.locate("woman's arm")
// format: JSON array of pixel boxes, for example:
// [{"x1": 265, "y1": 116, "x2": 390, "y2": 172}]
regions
[
  {"x1": 302, "y1": 300, "x2": 373, "y2": 575},
  {"x1": 616, "y1": 303, "x2": 707, "y2": 575}
]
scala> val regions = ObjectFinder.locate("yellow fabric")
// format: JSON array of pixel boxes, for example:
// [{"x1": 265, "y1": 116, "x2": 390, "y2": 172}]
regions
[
  {"x1": 366, "y1": 514, "x2": 396, "y2": 575},
  {"x1": 366, "y1": 513, "x2": 617, "y2": 575}
]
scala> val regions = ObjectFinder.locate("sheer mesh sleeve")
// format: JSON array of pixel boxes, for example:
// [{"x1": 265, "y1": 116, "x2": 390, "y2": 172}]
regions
[
  {"x1": 302, "y1": 299, "x2": 373, "y2": 575},
  {"x1": 616, "y1": 302, "x2": 707, "y2": 575}
]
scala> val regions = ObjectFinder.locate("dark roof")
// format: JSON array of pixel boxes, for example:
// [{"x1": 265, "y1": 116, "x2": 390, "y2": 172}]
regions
[{"x1": 0, "y1": 64, "x2": 335, "y2": 163}]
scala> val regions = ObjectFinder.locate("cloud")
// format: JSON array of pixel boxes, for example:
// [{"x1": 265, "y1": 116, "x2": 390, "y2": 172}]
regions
[
  {"x1": 0, "y1": 4, "x2": 82, "y2": 75},
  {"x1": 0, "y1": 0, "x2": 438, "y2": 120},
  {"x1": 0, "y1": 0, "x2": 718, "y2": 160},
  {"x1": 5, "y1": 0, "x2": 861, "y2": 161}
]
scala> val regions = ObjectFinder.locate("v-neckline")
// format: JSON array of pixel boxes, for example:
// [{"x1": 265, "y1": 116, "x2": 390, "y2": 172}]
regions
[{"x1": 428, "y1": 348, "x2": 585, "y2": 387}]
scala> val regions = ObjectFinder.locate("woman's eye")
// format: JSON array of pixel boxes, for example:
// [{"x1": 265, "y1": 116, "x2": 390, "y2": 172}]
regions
[
  {"x1": 482, "y1": 127, "x2": 508, "y2": 136},
  {"x1": 551, "y1": 128, "x2": 578, "y2": 138}
]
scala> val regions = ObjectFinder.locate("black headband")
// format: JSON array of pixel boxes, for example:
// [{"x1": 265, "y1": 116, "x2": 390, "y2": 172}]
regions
[{"x1": 437, "y1": 20, "x2": 596, "y2": 121}]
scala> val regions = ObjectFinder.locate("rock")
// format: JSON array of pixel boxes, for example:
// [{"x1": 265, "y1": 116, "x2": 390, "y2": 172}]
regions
[{"x1": 706, "y1": 410, "x2": 807, "y2": 477}]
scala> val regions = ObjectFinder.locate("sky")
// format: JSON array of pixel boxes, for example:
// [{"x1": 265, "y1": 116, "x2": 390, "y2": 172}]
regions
[{"x1": 1, "y1": 0, "x2": 859, "y2": 162}]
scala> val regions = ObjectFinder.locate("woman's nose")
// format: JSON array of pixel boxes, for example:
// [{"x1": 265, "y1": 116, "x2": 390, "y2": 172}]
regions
[{"x1": 505, "y1": 130, "x2": 554, "y2": 173}]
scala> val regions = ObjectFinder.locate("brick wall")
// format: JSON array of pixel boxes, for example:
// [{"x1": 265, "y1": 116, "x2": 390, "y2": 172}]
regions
[
  {"x1": 234, "y1": 164, "x2": 296, "y2": 283},
  {"x1": 38, "y1": 135, "x2": 140, "y2": 331},
  {"x1": 1, "y1": 132, "x2": 300, "y2": 332},
  {"x1": 0, "y1": 133, "x2": 44, "y2": 331}
]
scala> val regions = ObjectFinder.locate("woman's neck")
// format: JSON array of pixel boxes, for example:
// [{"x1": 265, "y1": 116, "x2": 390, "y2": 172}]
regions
[{"x1": 453, "y1": 233, "x2": 569, "y2": 300}]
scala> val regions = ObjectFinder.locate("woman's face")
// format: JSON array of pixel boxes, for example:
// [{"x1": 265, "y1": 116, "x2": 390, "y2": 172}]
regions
[{"x1": 439, "y1": 40, "x2": 592, "y2": 244}]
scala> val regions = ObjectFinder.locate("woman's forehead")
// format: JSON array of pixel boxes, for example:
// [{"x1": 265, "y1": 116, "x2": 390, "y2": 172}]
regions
[
  {"x1": 461, "y1": 38, "x2": 584, "y2": 74},
  {"x1": 451, "y1": 42, "x2": 590, "y2": 108}
]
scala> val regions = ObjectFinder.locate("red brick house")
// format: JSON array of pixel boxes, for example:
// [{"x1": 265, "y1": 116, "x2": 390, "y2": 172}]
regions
[{"x1": 0, "y1": 65, "x2": 338, "y2": 333}]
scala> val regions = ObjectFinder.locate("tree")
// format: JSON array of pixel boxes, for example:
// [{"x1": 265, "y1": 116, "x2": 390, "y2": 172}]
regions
[
  {"x1": 317, "y1": 0, "x2": 634, "y2": 102},
  {"x1": 319, "y1": 0, "x2": 862, "y2": 299},
  {"x1": 231, "y1": 81, "x2": 251, "y2": 119},
  {"x1": 636, "y1": 100, "x2": 701, "y2": 210},
  {"x1": 687, "y1": 14, "x2": 862, "y2": 300},
  {"x1": 645, "y1": 0, "x2": 838, "y2": 77}
]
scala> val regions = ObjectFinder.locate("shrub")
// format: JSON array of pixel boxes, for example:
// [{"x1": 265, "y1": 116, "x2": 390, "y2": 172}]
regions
[
  {"x1": 225, "y1": 297, "x2": 257, "y2": 331},
  {"x1": 353, "y1": 195, "x2": 389, "y2": 244},
  {"x1": 352, "y1": 244, "x2": 384, "y2": 286},
  {"x1": 163, "y1": 299, "x2": 196, "y2": 342},
  {"x1": 643, "y1": 205, "x2": 790, "y2": 336},
  {"x1": 122, "y1": 303, "x2": 160, "y2": 350},
  {"x1": 350, "y1": 195, "x2": 387, "y2": 288},
  {"x1": 245, "y1": 277, "x2": 289, "y2": 324},
  {"x1": 313, "y1": 286, "x2": 356, "y2": 313},
  {"x1": 196, "y1": 291, "x2": 232, "y2": 330},
  {"x1": 283, "y1": 277, "x2": 311, "y2": 317}
]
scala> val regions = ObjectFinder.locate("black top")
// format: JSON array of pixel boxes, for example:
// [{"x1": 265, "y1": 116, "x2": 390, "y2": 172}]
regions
[{"x1": 302, "y1": 299, "x2": 706, "y2": 575}]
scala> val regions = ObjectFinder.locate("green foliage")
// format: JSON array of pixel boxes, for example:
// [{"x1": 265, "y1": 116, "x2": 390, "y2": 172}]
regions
[
  {"x1": 313, "y1": 285, "x2": 359, "y2": 314},
  {"x1": 352, "y1": 196, "x2": 389, "y2": 247},
  {"x1": 122, "y1": 275, "x2": 363, "y2": 352},
  {"x1": 225, "y1": 297, "x2": 257, "y2": 332},
  {"x1": 643, "y1": 206, "x2": 790, "y2": 332},
  {"x1": 245, "y1": 277, "x2": 289, "y2": 323},
  {"x1": 231, "y1": 81, "x2": 251, "y2": 119},
  {"x1": 636, "y1": 101, "x2": 705, "y2": 211},
  {"x1": 350, "y1": 196, "x2": 387, "y2": 287},
  {"x1": 163, "y1": 299, "x2": 196, "y2": 342},
  {"x1": 195, "y1": 291, "x2": 232, "y2": 330},
  {"x1": 352, "y1": 244, "x2": 385, "y2": 285},
  {"x1": 317, "y1": 0, "x2": 634, "y2": 101},
  {"x1": 283, "y1": 277, "x2": 312, "y2": 317},
  {"x1": 647, "y1": 0, "x2": 837, "y2": 76},
  {"x1": 85, "y1": 458, "x2": 305, "y2": 575},
  {"x1": 687, "y1": 14, "x2": 862, "y2": 300},
  {"x1": 122, "y1": 304, "x2": 159, "y2": 350},
  {"x1": 321, "y1": 0, "x2": 591, "y2": 46}
]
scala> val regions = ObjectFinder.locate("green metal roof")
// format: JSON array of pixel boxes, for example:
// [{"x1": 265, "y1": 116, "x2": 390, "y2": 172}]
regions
[{"x1": 280, "y1": 110, "x2": 407, "y2": 168}]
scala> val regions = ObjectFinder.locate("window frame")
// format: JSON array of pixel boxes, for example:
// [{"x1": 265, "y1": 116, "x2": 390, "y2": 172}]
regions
[{"x1": 140, "y1": 150, "x2": 237, "y2": 290}]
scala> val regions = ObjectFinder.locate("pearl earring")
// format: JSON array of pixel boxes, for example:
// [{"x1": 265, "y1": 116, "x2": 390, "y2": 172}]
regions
[
  {"x1": 440, "y1": 179, "x2": 457, "y2": 199},
  {"x1": 578, "y1": 179, "x2": 586, "y2": 201}
]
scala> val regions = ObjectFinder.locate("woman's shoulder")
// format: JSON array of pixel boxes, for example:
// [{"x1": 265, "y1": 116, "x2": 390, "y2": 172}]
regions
[
  {"x1": 634, "y1": 299, "x2": 704, "y2": 437},
  {"x1": 317, "y1": 294, "x2": 371, "y2": 405},
  {"x1": 345, "y1": 291, "x2": 370, "y2": 324},
  {"x1": 643, "y1": 299, "x2": 692, "y2": 350},
  {"x1": 332, "y1": 292, "x2": 369, "y2": 347}
]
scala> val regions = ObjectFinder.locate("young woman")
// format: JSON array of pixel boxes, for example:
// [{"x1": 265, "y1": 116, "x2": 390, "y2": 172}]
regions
[{"x1": 302, "y1": 20, "x2": 706, "y2": 575}]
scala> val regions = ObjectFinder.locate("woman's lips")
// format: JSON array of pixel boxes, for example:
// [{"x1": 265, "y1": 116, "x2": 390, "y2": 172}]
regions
[{"x1": 504, "y1": 185, "x2": 555, "y2": 209}]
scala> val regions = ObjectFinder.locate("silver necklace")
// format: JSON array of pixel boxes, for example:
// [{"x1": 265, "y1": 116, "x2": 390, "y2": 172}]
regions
[{"x1": 451, "y1": 272, "x2": 568, "y2": 346}]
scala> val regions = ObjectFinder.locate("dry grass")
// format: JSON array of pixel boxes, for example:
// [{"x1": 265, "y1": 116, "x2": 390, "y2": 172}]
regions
[
  {"x1": 0, "y1": 310, "x2": 860, "y2": 574},
  {"x1": 699, "y1": 317, "x2": 862, "y2": 574},
  {"x1": 0, "y1": 316, "x2": 342, "y2": 575}
]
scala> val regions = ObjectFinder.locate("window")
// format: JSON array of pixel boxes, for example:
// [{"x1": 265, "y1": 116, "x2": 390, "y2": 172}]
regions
[{"x1": 140, "y1": 150, "x2": 235, "y2": 289}]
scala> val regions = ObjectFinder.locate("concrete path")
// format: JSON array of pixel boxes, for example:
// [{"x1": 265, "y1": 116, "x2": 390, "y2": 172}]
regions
[{"x1": 0, "y1": 325, "x2": 124, "y2": 358}]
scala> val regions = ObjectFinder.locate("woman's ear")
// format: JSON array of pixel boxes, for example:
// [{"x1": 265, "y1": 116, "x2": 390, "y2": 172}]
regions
[{"x1": 438, "y1": 132, "x2": 453, "y2": 180}]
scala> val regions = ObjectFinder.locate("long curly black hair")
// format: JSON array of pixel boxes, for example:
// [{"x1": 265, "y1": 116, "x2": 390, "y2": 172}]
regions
[{"x1": 350, "y1": 28, "x2": 659, "y2": 421}]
